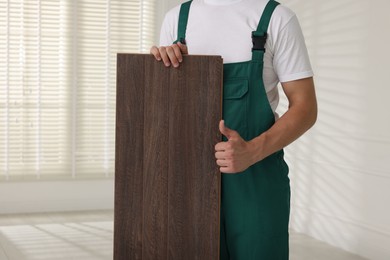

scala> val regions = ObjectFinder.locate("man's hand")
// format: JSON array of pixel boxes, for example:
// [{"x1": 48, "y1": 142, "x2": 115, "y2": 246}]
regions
[
  {"x1": 214, "y1": 120, "x2": 256, "y2": 174},
  {"x1": 150, "y1": 42, "x2": 188, "y2": 68}
]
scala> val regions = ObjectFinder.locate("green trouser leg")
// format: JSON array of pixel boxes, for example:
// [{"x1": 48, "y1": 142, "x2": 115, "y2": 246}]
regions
[
  {"x1": 219, "y1": 156, "x2": 290, "y2": 259},
  {"x1": 219, "y1": 55, "x2": 290, "y2": 260}
]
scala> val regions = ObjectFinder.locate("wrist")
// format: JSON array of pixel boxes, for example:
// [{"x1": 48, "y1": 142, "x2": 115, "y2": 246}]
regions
[{"x1": 248, "y1": 133, "x2": 267, "y2": 164}]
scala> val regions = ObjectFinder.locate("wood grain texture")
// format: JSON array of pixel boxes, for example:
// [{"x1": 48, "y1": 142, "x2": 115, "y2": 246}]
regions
[
  {"x1": 114, "y1": 54, "x2": 222, "y2": 260},
  {"x1": 114, "y1": 54, "x2": 145, "y2": 260},
  {"x1": 142, "y1": 57, "x2": 169, "y2": 260},
  {"x1": 168, "y1": 57, "x2": 222, "y2": 260}
]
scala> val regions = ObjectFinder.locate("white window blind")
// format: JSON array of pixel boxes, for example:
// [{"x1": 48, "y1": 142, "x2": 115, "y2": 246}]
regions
[{"x1": 0, "y1": 0, "x2": 156, "y2": 180}]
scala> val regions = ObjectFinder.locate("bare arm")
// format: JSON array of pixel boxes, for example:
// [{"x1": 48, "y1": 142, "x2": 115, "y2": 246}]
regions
[
  {"x1": 249, "y1": 77, "x2": 317, "y2": 162},
  {"x1": 215, "y1": 77, "x2": 317, "y2": 173}
]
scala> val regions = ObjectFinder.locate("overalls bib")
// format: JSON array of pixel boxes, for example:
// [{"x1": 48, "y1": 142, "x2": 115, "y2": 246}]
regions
[{"x1": 174, "y1": 1, "x2": 291, "y2": 259}]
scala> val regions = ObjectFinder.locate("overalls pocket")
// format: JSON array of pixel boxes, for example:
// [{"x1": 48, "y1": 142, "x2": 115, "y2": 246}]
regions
[{"x1": 222, "y1": 78, "x2": 249, "y2": 139}]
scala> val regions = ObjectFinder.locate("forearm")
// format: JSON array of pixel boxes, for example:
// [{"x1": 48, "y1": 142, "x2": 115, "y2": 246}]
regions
[
  {"x1": 248, "y1": 78, "x2": 318, "y2": 163},
  {"x1": 249, "y1": 104, "x2": 317, "y2": 163}
]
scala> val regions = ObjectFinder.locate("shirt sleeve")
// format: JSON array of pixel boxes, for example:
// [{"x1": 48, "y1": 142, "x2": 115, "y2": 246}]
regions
[{"x1": 272, "y1": 14, "x2": 314, "y2": 83}]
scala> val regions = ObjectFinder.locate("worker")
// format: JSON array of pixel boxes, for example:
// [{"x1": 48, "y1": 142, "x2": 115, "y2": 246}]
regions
[{"x1": 150, "y1": 0, "x2": 317, "y2": 259}]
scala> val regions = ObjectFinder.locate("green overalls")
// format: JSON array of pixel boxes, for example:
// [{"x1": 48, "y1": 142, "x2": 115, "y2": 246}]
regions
[{"x1": 174, "y1": 1, "x2": 290, "y2": 259}]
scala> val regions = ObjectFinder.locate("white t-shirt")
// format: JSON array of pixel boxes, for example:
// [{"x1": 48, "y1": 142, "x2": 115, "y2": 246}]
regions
[{"x1": 159, "y1": 0, "x2": 314, "y2": 118}]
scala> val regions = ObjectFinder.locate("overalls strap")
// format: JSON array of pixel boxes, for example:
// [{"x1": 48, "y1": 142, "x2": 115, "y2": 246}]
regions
[
  {"x1": 252, "y1": 0, "x2": 280, "y2": 59},
  {"x1": 174, "y1": 0, "x2": 193, "y2": 44},
  {"x1": 255, "y1": 0, "x2": 280, "y2": 37}
]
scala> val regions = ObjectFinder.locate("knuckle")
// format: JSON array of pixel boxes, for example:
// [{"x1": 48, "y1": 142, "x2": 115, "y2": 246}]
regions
[{"x1": 173, "y1": 45, "x2": 181, "y2": 53}]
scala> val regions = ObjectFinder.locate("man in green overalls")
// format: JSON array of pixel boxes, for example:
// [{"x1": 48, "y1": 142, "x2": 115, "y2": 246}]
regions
[{"x1": 151, "y1": 0, "x2": 317, "y2": 259}]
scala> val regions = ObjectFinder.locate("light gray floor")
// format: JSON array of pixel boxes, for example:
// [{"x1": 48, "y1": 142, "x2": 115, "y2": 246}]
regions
[{"x1": 0, "y1": 210, "x2": 368, "y2": 260}]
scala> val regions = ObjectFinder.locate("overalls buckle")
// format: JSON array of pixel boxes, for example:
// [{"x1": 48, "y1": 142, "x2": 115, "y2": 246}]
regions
[{"x1": 251, "y1": 32, "x2": 267, "y2": 51}]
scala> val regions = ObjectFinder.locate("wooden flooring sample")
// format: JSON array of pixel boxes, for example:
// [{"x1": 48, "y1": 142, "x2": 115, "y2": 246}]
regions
[{"x1": 114, "y1": 54, "x2": 223, "y2": 260}]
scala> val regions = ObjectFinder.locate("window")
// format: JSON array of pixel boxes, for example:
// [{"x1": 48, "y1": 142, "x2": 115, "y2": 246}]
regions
[{"x1": 0, "y1": 0, "x2": 156, "y2": 180}]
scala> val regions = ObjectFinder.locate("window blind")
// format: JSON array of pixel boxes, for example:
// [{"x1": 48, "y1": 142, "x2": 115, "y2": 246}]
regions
[{"x1": 0, "y1": 0, "x2": 156, "y2": 180}]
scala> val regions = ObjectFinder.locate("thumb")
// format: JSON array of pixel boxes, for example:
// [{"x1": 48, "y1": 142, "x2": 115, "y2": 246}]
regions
[
  {"x1": 219, "y1": 120, "x2": 237, "y2": 140},
  {"x1": 177, "y1": 42, "x2": 188, "y2": 54}
]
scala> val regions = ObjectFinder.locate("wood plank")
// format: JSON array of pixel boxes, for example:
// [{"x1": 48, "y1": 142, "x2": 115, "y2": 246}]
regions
[
  {"x1": 142, "y1": 56, "x2": 170, "y2": 259},
  {"x1": 114, "y1": 54, "x2": 222, "y2": 260},
  {"x1": 167, "y1": 56, "x2": 222, "y2": 260},
  {"x1": 114, "y1": 54, "x2": 145, "y2": 260}
]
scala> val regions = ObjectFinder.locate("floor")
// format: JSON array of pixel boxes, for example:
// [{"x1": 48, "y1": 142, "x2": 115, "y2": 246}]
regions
[{"x1": 0, "y1": 210, "x2": 368, "y2": 260}]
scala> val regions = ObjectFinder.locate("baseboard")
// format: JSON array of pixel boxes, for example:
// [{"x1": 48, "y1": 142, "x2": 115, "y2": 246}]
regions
[{"x1": 0, "y1": 179, "x2": 114, "y2": 214}]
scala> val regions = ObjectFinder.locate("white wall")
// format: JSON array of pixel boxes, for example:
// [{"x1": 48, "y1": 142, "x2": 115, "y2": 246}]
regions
[
  {"x1": 0, "y1": 179, "x2": 114, "y2": 214},
  {"x1": 276, "y1": 0, "x2": 390, "y2": 259}
]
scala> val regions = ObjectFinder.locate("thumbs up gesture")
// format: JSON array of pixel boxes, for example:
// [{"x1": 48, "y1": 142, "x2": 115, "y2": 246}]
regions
[{"x1": 215, "y1": 120, "x2": 256, "y2": 174}]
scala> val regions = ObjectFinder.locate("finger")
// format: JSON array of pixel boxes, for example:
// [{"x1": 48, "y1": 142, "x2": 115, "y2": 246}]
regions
[
  {"x1": 219, "y1": 120, "x2": 238, "y2": 140},
  {"x1": 166, "y1": 46, "x2": 179, "y2": 68},
  {"x1": 159, "y1": 47, "x2": 170, "y2": 67},
  {"x1": 220, "y1": 166, "x2": 233, "y2": 174},
  {"x1": 150, "y1": 46, "x2": 162, "y2": 61},
  {"x1": 216, "y1": 159, "x2": 229, "y2": 167},
  {"x1": 171, "y1": 44, "x2": 183, "y2": 63},
  {"x1": 177, "y1": 42, "x2": 188, "y2": 54},
  {"x1": 215, "y1": 151, "x2": 226, "y2": 159},
  {"x1": 215, "y1": 142, "x2": 228, "y2": 152}
]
